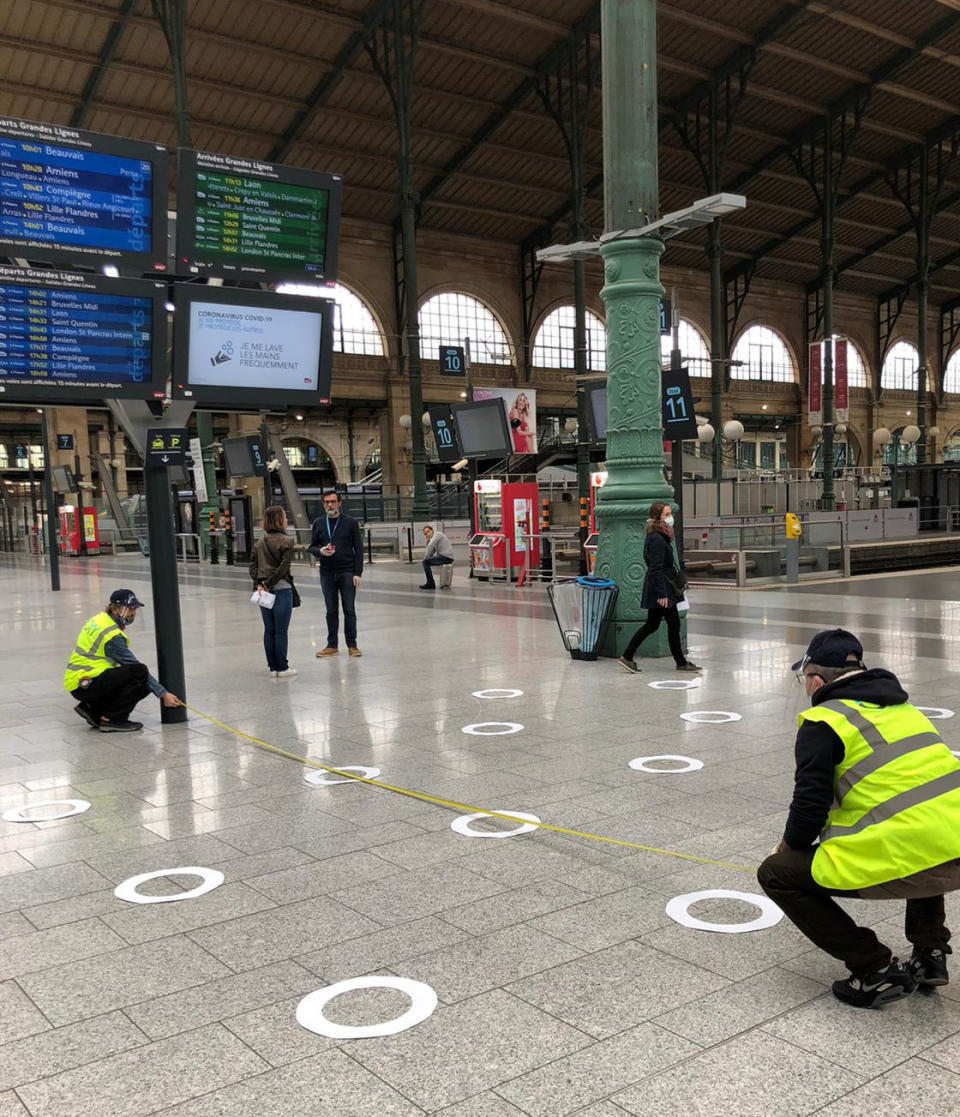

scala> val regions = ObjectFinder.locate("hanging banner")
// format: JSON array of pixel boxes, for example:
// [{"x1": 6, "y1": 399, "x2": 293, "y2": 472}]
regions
[
  {"x1": 189, "y1": 436, "x2": 208, "y2": 503},
  {"x1": 471, "y1": 388, "x2": 537, "y2": 454},
  {"x1": 808, "y1": 342, "x2": 822, "y2": 427},
  {"x1": 834, "y1": 339, "x2": 849, "y2": 422}
]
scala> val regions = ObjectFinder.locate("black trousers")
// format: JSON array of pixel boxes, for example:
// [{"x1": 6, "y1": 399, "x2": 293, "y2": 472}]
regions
[
  {"x1": 758, "y1": 845, "x2": 951, "y2": 974},
  {"x1": 624, "y1": 604, "x2": 684, "y2": 665},
  {"x1": 72, "y1": 664, "x2": 150, "y2": 723}
]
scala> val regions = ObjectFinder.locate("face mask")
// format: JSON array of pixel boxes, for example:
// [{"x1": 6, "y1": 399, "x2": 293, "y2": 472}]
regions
[{"x1": 664, "y1": 515, "x2": 675, "y2": 527}]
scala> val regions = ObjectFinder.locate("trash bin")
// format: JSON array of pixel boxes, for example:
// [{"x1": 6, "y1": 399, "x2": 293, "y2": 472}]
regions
[{"x1": 547, "y1": 575, "x2": 618, "y2": 661}]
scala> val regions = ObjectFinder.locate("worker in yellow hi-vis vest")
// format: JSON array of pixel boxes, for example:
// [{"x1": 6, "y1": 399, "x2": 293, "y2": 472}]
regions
[
  {"x1": 64, "y1": 589, "x2": 183, "y2": 734},
  {"x1": 759, "y1": 628, "x2": 960, "y2": 1009}
]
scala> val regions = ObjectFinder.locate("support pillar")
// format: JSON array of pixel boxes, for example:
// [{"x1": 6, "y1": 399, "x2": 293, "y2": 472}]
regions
[{"x1": 708, "y1": 224, "x2": 724, "y2": 483}]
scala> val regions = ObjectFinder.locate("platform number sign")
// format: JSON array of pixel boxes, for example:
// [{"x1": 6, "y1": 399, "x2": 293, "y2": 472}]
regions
[
  {"x1": 659, "y1": 298, "x2": 672, "y2": 336},
  {"x1": 56, "y1": 434, "x2": 75, "y2": 451},
  {"x1": 428, "y1": 405, "x2": 463, "y2": 463},
  {"x1": 439, "y1": 345, "x2": 466, "y2": 376},
  {"x1": 661, "y1": 366, "x2": 698, "y2": 441}
]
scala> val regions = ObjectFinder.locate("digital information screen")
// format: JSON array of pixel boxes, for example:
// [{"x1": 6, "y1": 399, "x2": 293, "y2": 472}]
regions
[
  {"x1": 0, "y1": 266, "x2": 166, "y2": 404},
  {"x1": 585, "y1": 383, "x2": 608, "y2": 442},
  {"x1": 451, "y1": 398, "x2": 511, "y2": 460},
  {"x1": 176, "y1": 149, "x2": 341, "y2": 284},
  {"x1": 0, "y1": 117, "x2": 168, "y2": 270},
  {"x1": 172, "y1": 284, "x2": 334, "y2": 408}
]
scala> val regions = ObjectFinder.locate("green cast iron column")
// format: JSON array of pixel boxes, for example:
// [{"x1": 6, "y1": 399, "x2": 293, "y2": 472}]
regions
[{"x1": 595, "y1": 0, "x2": 674, "y2": 657}]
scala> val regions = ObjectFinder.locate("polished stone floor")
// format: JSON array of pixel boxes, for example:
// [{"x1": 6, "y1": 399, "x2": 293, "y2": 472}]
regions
[{"x1": 1, "y1": 549, "x2": 960, "y2": 1116}]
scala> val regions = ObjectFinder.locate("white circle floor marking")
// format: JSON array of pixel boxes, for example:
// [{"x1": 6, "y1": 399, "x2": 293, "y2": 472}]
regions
[
  {"x1": 647, "y1": 680, "x2": 700, "y2": 691},
  {"x1": 666, "y1": 889, "x2": 784, "y2": 934},
  {"x1": 296, "y1": 976, "x2": 438, "y2": 1039},
  {"x1": 1, "y1": 799, "x2": 91, "y2": 823},
  {"x1": 304, "y1": 766, "x2": 381, "y2": 786},
  {"x1": 461, "y1": 722, "x2": 524, "y2": 736},
  {"x1": 472, "y1": 688, "x2": 524, "y2": 699},
  {"x1": 917, "y1": 706, "x2": 955, "y2": 720},
  {"x1": 114, "y1": 866, "x2": 224, "y2": 905},
  {"x1": 680, "y1": 710, "x2": 742, "y2": 725},
  {"x1": 629, "y1": 755, "x2": 704, "y2": 774},
  {"x1": 450, "y1": 809, "x2": 541, "y2": 838}
]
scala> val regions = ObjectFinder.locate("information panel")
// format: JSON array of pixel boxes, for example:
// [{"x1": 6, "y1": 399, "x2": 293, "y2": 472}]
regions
[
  {"x1": 0, "y1": 266, "x2": 167, "y2": 403},
  {"x1": 0, "y1": 117, "x2": 169, "y2": 271},
  {"x1": 176, "y1": 149, "x2": 341, "y2": 284},
  {"x1": 172, "y1": 283, "x2": 334, "y2": 408}
]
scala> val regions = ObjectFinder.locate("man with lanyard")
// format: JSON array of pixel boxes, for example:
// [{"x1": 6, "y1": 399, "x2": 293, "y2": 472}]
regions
[
  {"x1": 64, "y1": 589, "x2": 183, "y2": 732},
  {"x1": 759, "y1": 628, "x2": 960, "y2": 1008},
  {"x1": 309, "y1": 490, "x2": 363, "y2": 657}
]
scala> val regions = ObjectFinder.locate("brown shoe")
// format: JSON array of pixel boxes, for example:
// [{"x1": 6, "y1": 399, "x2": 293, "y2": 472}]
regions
[
  {"x1": 348, "y1": 646, "x2": 362, "y2": 657},
  {"x1": 316, "y1": 647, "x2": 339, "y2": 658}
]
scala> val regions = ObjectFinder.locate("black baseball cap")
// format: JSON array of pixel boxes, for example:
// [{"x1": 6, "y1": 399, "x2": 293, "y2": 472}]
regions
[
  {"x1": 110, "y1": 589, "x2": 145, "y2": 609},
  {"x1": 791, "y1": 628, "x2": 864, "y2": 673}
]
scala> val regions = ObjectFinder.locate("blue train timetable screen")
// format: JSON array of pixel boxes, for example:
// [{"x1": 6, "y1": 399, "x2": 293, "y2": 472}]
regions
[
  {"x1": 0, "y1": 283, "x2": 153, "y2": 391},
  {"x1": 0, "y1": 137, "x2": 151, "y2": 254}
]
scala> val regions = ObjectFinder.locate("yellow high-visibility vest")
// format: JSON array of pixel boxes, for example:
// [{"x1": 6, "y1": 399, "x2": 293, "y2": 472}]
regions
[
  {"x1": 63, "y1": 611, "x2": 128, "y2": 693},
  {"x1": 802, "y1": 698, "x2": 960, "y2": 890}
]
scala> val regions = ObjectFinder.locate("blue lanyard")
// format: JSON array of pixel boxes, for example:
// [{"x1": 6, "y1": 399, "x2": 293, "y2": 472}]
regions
[{"x1": 326, "y1": 517, "x2": 339, "y2": 542}]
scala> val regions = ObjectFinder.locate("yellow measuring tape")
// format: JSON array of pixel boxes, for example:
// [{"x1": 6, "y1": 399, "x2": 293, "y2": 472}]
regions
[{"x1": 186, "y1": 705, "x2": 755, "y2": 875}]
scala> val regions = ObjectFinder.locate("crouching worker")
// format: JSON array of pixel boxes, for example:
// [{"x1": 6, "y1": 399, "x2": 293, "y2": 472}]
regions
[
  {"x1": 759, "y1": 628, "x2": 960, "y2": 1008},
  {"x1": 64, "y1": 589, "x2": 183, "y2": 733}
]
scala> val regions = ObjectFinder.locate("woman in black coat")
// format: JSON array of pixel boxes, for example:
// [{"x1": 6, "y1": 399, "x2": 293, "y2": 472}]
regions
[{"x1": 619, "y1": 501, "x2": 700, "y2": 673}]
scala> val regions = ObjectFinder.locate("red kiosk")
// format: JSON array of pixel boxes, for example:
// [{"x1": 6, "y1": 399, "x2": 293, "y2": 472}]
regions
[
  {"x1": 469, "y1": 479, "x2": 540, "y2": 582},
  {"x1": 59, "y1": 505, "x2": 101, "y2": 555}
]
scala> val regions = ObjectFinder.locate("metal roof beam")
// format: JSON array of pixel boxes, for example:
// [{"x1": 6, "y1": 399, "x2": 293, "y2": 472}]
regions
[
  {"x1": 69, "y1": 0, "x2": 139, "y2": 128},
  {"x1": 880, "y1": 244, "x2": 960, "y2": 303}
]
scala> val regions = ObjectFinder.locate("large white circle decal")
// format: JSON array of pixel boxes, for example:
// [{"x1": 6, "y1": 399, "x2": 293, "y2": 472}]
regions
[
  {"x1": 304, "y1": 766, "x2": 381, "y2": 786},
  {"x1": 114, "y1": 866, "x2": 224, "y2": 905},
  {"x1": 1, "y1": 799, "x2": 90, "y2": 822},
  {"x1": 461, "y1": 722, "x2": 524, "y2": 736},
  {"x1": 647, "y1": 680, "x2": 700, "y2": 691},
  {"x1": 450, "y1": 809, "x2": 541, "y2": 838},
  {"x1": 666, "y1": 889, "x2": 783, "y2": 934},
  {"x1": 629, "y1": 755, "x2": 704, "y2": 774},
  {"x1": 296, "y1": 976, "x2": 437, "y2": 1039},
  {"x1": 680, "y1": 710, "x2": 742, "y2": 724},
  {"x1": 472, "y1": 689, "x2": 524, "y2": 699},
  {"x1": 917, "y1": 706, "x2": 955, "y2": 720}
]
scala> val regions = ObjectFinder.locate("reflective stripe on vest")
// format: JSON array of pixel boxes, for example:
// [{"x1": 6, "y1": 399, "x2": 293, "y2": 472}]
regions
[
  {"x1": 63, "y1": 612, "x2": 128, "y2": 692},
  {"x1": 803, "y1": 698, "x2": 960, "y2": 890}
]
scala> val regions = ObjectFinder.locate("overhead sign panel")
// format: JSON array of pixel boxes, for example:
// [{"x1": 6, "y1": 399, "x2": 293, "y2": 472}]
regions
[
  {"x1": 661, "y1": 366, "x2": 699, "y2": 442},
  {"x1": 0, "y1": 266, "x2": 166, "y2": 404},
  {"x1": 0, "y1": 116, "x2": 169, "y2": 271},
  {"x1": 145, "y1": 427, "x2": 187, "y2": 468},
  {"x1": 176, "y1": 149, "x2": 341, "y2": 284}
]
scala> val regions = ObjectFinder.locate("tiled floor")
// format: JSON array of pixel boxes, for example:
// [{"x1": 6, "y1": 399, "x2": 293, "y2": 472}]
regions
[{"x1": 2, "y1": 549, "x2": 960, "y2": 1115}]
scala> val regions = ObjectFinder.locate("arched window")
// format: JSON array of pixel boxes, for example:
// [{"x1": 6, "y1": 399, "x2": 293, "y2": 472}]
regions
[
  {"x1": 882, "y1": 428, "x2": 918, "y2": 466},
  {"x1": 275, "y1": 282, "x2": 385, "y2": 356},
  {"x1": 881, "y1": 340, "x2": 919, "y2": 392},
  {"x1": 731, "y1": 325, "x2": 796, "y2": 382},
  {"x1": 419, "y1": 292, "x2": 512, "y2": 364},
  {"x1": 841, "y1": 340, "x2": 868, "y2": 388},
  {"x1": 660, "y1": 319, "x2": 711, "y2": 373},
  {"x1": 532, "y1": 305, "x2": 606, "y2": 370},
  {"x1": 943, "y1": 350, "x2": 960, "y2": 395}
]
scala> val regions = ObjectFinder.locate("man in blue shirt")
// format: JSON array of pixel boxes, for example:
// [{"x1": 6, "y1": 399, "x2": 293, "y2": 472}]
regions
[{"x1": 309, "y1": 491, "x2": 364, "y2": 657}]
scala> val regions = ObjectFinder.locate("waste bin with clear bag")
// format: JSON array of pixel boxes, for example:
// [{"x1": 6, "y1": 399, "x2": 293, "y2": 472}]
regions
[{"x1": 547, "y1": 575, "x2": 618, "y2": 660}]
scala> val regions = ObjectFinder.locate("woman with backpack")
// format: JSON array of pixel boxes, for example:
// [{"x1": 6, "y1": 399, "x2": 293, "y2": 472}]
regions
[
  {"x1": 250, "y1": 505, "x2": 300, "y2": 679},
  {"x1": 618, "y1": 500, "x2": 700, "y2": 674}
]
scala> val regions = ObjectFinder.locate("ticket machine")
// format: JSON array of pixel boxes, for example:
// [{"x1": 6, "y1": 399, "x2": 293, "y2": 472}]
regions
[
  {"x1": 59, "y1": 505, "x2": 100, "y2": 555},
  {"x1": 470, "y1": 479, "x2": 540, "y2": 581}
]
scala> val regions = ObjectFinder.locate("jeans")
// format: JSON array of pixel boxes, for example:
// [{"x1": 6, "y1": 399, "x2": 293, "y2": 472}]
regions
[
  {"x1": 321, "y1": 570, "x2": 357, "y2": 648},
  {"x1": 758, "y1": 845, "x2": 951, "y2": 974},
  {"x1": 261, "y1": 587, "x2": 293, "y2": 671},
  {"x1": 422, "y1": 554, "x2": 454, "y2": 587},
  {"x1": 624, "y1": 604, "x2": 685, "y2": 665},
  {"x1": 72, "y1": 663, "x2": 151, "y2": 723}
]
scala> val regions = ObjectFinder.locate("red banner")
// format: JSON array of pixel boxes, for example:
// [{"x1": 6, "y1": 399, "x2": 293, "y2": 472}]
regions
[
  {"x1": 808, "y1": 342, "x2": 822, "y2": 425},
  {"x1": 834, "y1": 339, "x2": 848, "y2": 414}
]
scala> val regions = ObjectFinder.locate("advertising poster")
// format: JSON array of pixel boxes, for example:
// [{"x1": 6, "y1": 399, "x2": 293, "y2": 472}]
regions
[{"x1": 472, "y1": 387, "x2": 537, "y2": 454}]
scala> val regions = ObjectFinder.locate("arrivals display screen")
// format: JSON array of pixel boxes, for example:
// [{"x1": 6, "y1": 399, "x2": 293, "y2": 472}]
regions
[
  {"x1": 451, "y1": 398, "x2": 512, "y2": 459},
  {"x1": 585, "y1": 383, "x2": 608, "y2": 443},
  {"x1": 172, "y1": 284, "x2": 334, "y2": 408},
  {"x1": 0, "y1": 266, "x2": 167, "y2": 404},
  {"x1": 176, "y1": 149, "x2": 341, "y2": 284},
  {"x1": 0, "y1": 117, "x2": 168, "y2": 271}
]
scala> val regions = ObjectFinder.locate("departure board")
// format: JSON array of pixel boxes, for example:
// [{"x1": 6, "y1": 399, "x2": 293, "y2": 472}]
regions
[
  {"x1": 0, "y1": 117, "x2": 169, "y2": 270},
  {"x1": 0, "y1": 266, "x2": 166, "y2": 403},
  {"x1": 177, "y1": 149, "x2": 341, "y2": 284}
]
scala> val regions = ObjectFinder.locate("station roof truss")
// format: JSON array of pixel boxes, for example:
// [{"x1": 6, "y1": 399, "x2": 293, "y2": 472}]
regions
[{"x1": 6, "y1": 0, "x2": 960, "y2": 301}]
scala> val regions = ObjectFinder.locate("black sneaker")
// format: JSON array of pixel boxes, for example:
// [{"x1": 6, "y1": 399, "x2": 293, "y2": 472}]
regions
[
  {"x1": 832, "y1": 958, "x2": 917, "y2": 1008},
  {"x1": 98, "y1": 719, "x2": 143, "y2": 734},
  {"x1": 73, "y1": 703, "x2": 98, "y2": 729},
  {"x1": 909, "y1": 946, "x2": 950, "y2": 987},
  {"x1": 419, "y1": 584, "x2": 435, "y2": 590},
  {"x1": 676, "y1": 661, "x2": 702, "y2": 671},
  {"x1": 618, "y1": 656, "x2": 640, "y2": 674}
]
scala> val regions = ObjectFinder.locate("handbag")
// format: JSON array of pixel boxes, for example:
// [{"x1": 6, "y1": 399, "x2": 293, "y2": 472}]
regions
[{"x1": 290, "y1": 582, "x2": 301, "y2": 608}]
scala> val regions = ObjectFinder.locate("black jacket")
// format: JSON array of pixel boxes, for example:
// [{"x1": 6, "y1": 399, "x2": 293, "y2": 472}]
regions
[
  {"x1": 308, "y1": 512, "x2": 363, "y2": 576},
  {"x1": 784, "y1": 668, "x2": 909, "y2": 850},
  {"x1": 640, "y1": 530, "x2": 682, "y2": 610}
]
